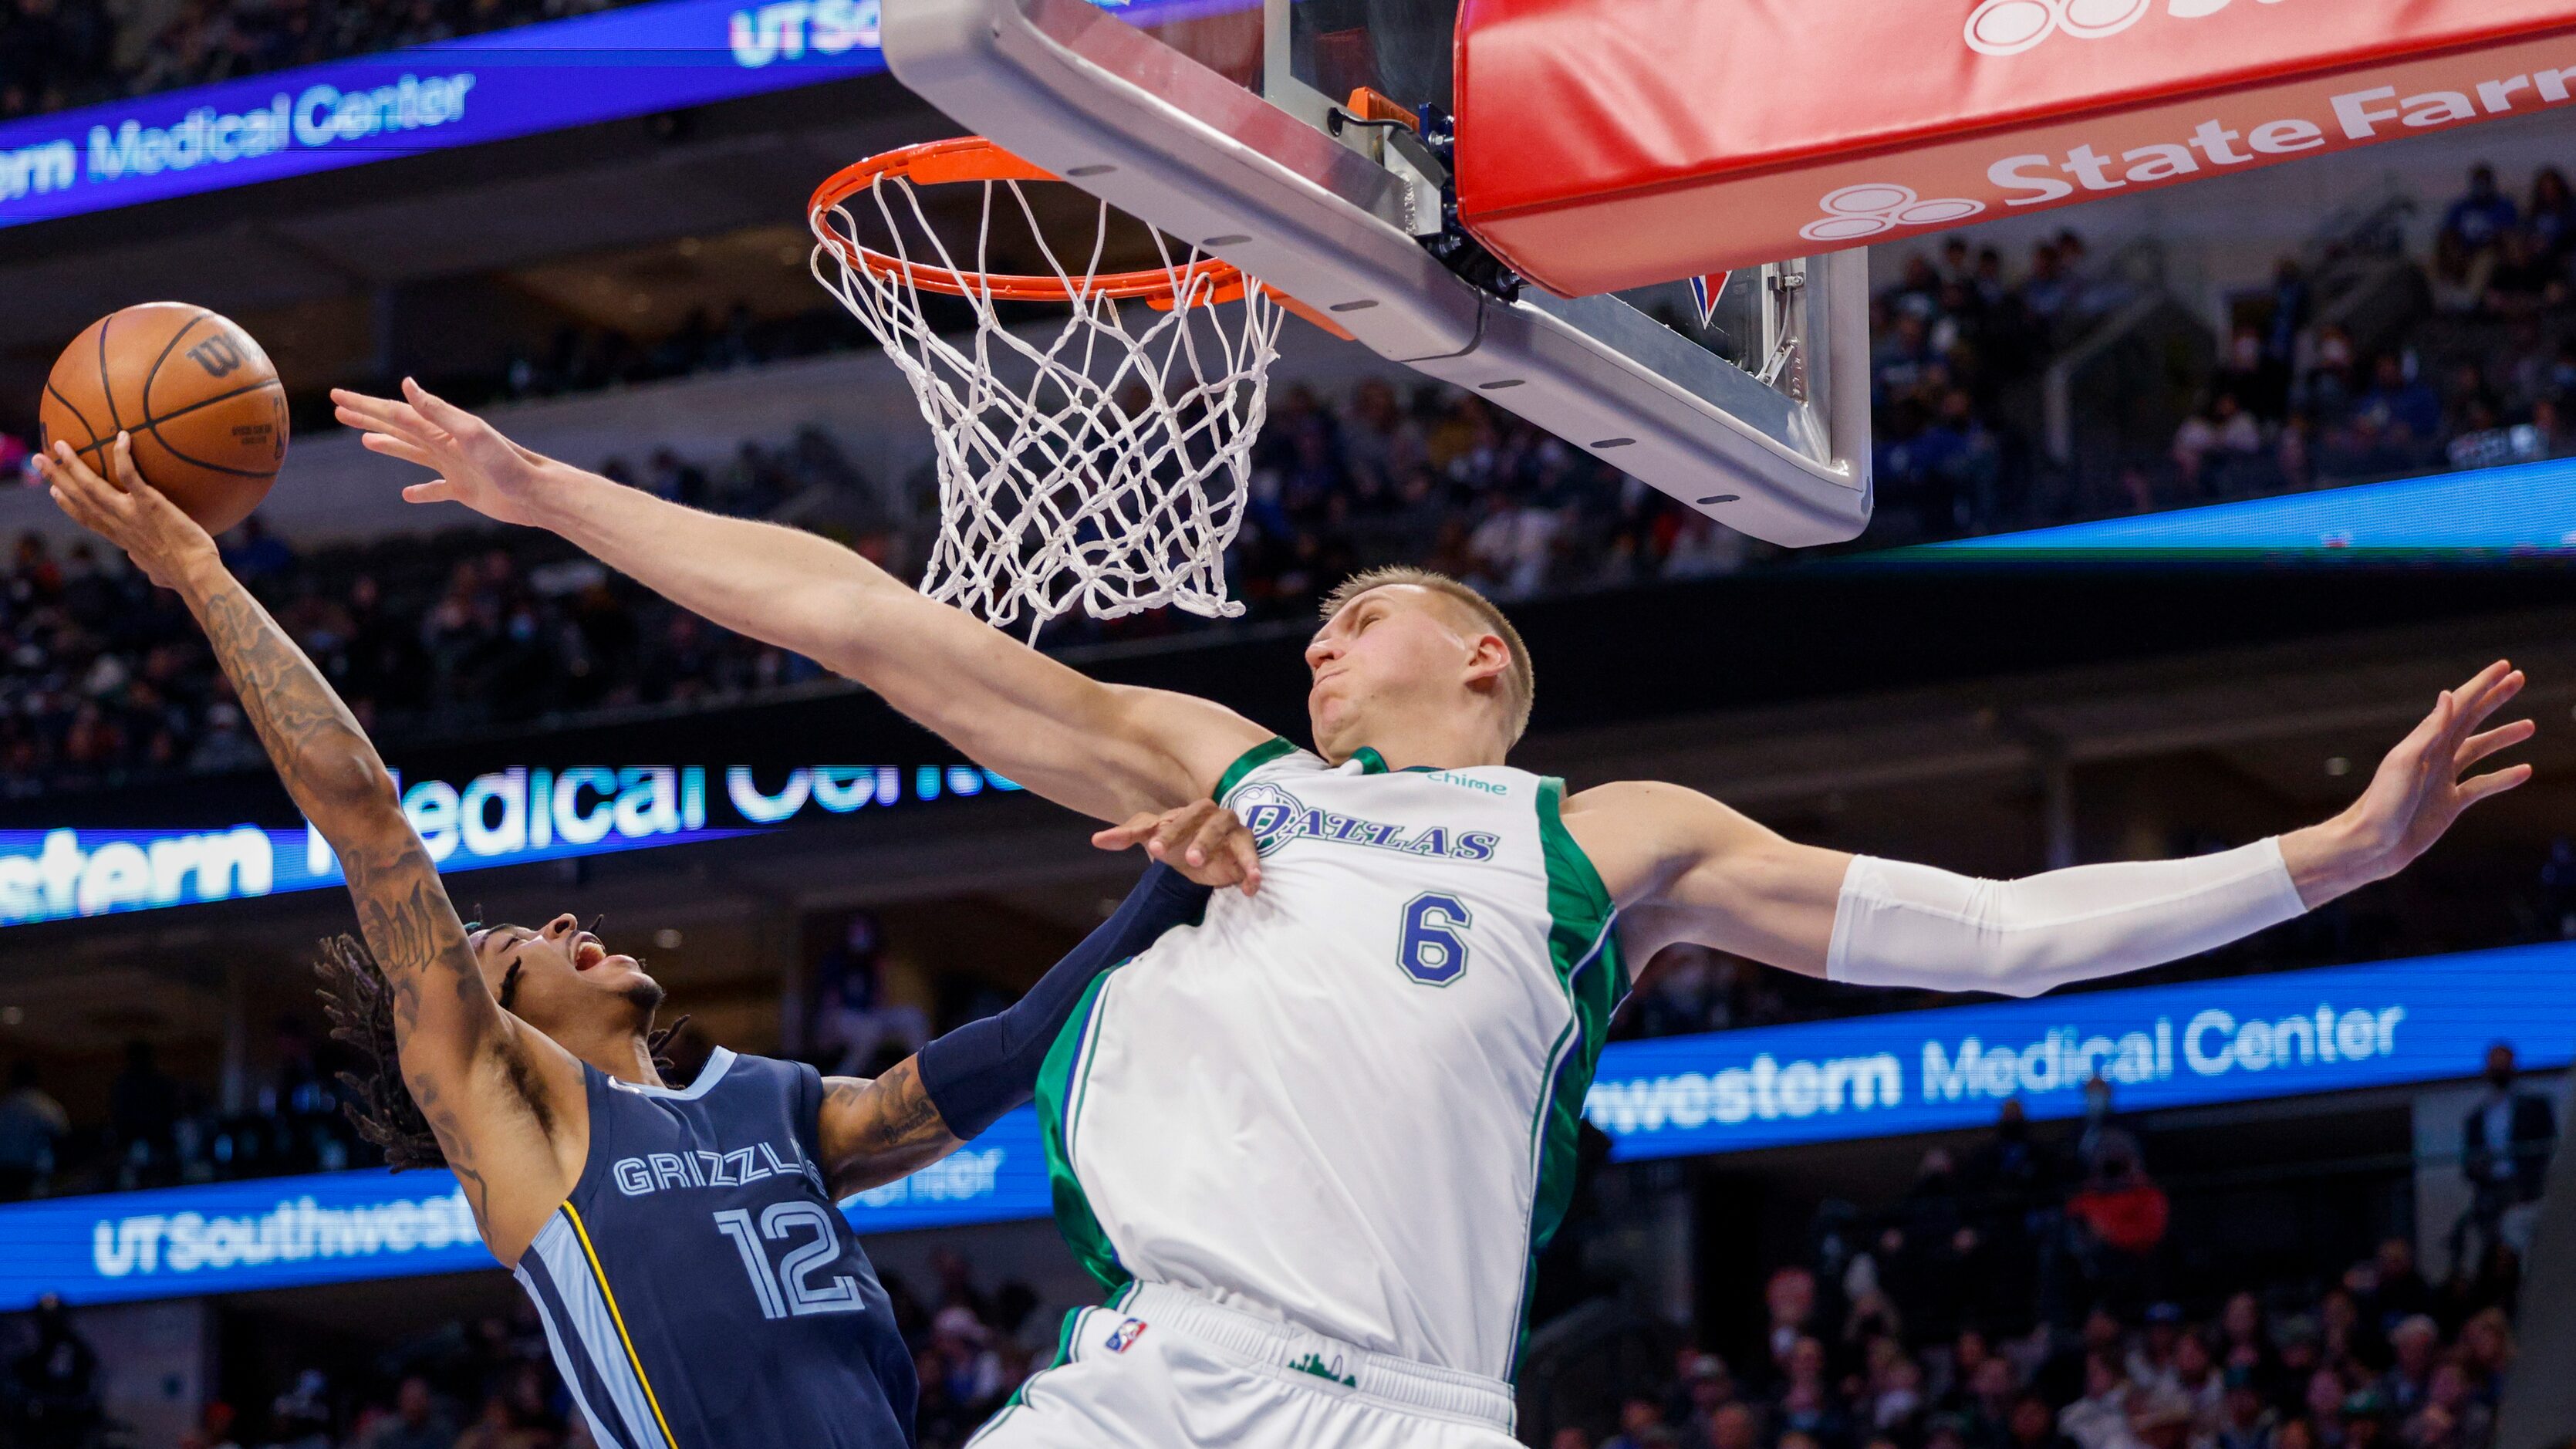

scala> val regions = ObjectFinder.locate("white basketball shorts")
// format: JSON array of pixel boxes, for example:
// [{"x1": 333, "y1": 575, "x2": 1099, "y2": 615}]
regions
[{"x1": 965, "y1": 1283, "x2": 1522, "y2": 1449}]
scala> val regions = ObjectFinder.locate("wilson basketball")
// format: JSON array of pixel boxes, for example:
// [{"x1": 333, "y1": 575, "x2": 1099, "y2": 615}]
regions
[{"x1": 39, "y1": 302, "x2": 288, "y2": 535}]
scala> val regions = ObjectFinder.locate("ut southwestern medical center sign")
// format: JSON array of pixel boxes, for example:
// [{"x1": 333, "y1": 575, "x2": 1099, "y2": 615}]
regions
[
  {"x1": 1589, "y1": 941, "x2": 2576, "y2": 1157},
  {"x1": 0, "y1": 0, "x2": 1217, "y2": 229},
  {"x1": 0, "y1": 762, "x2": 1018, "y2": 929},
  {"x1": 5, "y1": 941, "x2": 2571, "y2": 1309},
  {"x1": 0, "y1": 1110, "x2": 1044, "y2": 1311}
]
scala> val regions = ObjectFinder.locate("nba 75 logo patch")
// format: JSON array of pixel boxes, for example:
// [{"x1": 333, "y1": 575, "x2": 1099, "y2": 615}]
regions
[{"x1": 1102, "y1": 1317, "x2": 1148, "y2": 1353}]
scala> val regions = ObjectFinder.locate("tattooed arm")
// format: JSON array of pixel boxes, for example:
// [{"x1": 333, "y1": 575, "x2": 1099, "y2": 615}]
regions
[
  {"x1": 39, "y1": 436, "x2": 586, "y2": 1260},
  {"x1": 817, "y1": 1059, "x2": 959, "y2": 1198}
]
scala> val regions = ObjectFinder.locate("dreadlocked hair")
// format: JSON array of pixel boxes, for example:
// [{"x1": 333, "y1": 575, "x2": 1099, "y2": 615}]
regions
[{"x1": 312, "y1": 933, "x2": 691, "y2": 1174}]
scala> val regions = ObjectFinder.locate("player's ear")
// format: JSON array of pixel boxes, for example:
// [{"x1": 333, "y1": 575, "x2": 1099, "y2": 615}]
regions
[{"x1": 1461, "y1": 632, "x2": 1511, "y2": 687}]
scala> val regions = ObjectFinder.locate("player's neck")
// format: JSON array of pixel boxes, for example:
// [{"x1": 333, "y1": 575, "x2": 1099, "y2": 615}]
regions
[
  {"x1": 1335, "y1": 718, "x2": 1508, "y2": 772},
  {"x1": 563, "y1": 1027, "x2": 665, "y2": 1089}
]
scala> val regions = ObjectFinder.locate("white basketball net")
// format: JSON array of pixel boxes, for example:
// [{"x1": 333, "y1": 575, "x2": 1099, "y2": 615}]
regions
[{"x1": 809, "y1": 162, "x2": 1284, "y2": 639}]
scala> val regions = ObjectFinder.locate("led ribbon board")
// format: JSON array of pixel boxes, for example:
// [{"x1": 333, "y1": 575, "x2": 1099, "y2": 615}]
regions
[
  {"x1": 0, "y1": 763, "x2": 1018, "y2": 929},
  {"x1": 1907, "y1": 454, "x2": 2576, "y2": 557},
  {"x1": 5, "y1": 941, "x2": 2567, "y2": 1308},
  {"x1": 0, "y1": 1109, "x2": 1045, "y2": 1310},
  {"x1": 0, "y1": 0, "x2": 1219, "y2": 229},
  {"x1": 1589, "y1": 941, "x2": 2576, "y2": 1160}
]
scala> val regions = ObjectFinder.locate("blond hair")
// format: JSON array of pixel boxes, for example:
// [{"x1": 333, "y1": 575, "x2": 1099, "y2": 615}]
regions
[{"x1": 1320, "y1": 567, "x2": 1534, "y2": 742}]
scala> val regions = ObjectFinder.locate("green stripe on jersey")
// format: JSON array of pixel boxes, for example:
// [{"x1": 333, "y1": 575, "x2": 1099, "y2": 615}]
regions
[
  {"x1": 1352, "y1": 746, "x2": 1390, "y2": 774},
  {"x1": 1216, "y1": 737, "x2": 1299, "y2": 802},
  {"x1": 1516, "y1": 776, "x2": 1627, "y2": 1368},
  {"x1": 1036, "y1": 973, "x2": 1133, "y2": 1293}
]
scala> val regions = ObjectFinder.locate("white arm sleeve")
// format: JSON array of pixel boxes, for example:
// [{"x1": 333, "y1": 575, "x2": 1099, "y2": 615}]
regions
[{"x1": 1825, "y1": 839, "x2": 2308, "y2": 999}]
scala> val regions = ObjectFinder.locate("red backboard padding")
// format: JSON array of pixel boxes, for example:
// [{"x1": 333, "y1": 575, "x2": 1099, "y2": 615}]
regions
[{"x1": 1455, "y1": 0, "x2": 2576, "y2": 296}]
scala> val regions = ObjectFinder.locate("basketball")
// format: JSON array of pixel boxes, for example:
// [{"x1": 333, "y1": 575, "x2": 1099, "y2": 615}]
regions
[{"x1": 38, "y1": 302, "x2": 288, "y2": 535}]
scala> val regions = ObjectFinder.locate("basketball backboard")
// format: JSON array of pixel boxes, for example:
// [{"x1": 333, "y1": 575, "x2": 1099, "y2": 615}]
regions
[{"x1": 878, "y1": 0, "x2": 1873, "y2": 547}]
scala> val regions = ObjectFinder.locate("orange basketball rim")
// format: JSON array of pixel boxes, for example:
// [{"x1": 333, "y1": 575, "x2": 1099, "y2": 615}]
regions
[{"x1": 807, "y1": 135, "x2": 1348, "y2": 333}]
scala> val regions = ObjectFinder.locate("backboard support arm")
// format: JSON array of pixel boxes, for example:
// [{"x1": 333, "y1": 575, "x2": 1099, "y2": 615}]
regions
[{"x1": 880, "y1": 0, "x2": 1872, "y2": 546}]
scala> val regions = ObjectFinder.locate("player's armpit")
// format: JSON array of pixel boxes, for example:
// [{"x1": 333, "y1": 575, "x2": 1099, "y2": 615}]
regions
[
  {"x1": 1560, "y1": 779, "x2": 1853, "y2": 974},
  {"x1": 818, "y1": 1059, "x2": 964, "y2": 1198}
]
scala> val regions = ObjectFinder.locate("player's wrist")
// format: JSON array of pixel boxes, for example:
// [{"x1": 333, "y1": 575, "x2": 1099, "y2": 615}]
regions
[
  {"x1": 166, "y1": 539, "x2": 230, "y2": 595},
  {"x1": 2280, "y1": 813, "x2": 2385, "y2": 907}
]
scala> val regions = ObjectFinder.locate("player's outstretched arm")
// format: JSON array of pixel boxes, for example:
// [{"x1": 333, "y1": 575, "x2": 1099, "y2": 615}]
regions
[
  {"x1": 39, "y1": 437, "x2": 583, "y2": 1250},
  {"x1": 333, "y1": 382, "x2": 1268, "y2": 821},
  {"x1": 816, "y1": 802, "x2": 1247, "y2": 1195},
  {"x1": 1576, "y1": 662, "x2": 2534, "y2": 995}
]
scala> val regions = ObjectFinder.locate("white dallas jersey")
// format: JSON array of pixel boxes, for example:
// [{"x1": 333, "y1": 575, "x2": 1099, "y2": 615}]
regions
[{"x1": 1034, "y1": 740, "x2": 1628, "y2": 1380}]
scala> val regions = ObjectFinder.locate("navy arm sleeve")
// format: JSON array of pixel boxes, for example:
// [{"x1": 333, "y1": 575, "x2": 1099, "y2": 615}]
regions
[{"x1": 917, "y1": 862, "x2": 1211, "y2": 1138}]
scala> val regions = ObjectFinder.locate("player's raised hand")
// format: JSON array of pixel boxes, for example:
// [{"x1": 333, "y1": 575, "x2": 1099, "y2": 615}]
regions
[
  {"x1": 37, "y1": 434, "x2": 218, "y2": 589},
  {"x1": 331, "y1": 378, "x2": 569, "y2": 528},
  {"x1": 1093, "y1": 799, "x2": 1262, "y2": 895},
  {"x1": 2311, "y1": 661, "x2": 2534, "y2": 893}
]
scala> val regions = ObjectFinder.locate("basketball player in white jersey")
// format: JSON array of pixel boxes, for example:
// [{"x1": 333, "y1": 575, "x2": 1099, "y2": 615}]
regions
[{"x1": 337, "y1": 380, "x2": 2533, "y2": 1449}]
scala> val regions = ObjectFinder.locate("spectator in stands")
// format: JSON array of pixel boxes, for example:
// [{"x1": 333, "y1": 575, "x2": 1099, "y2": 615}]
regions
[
  {"x1": 2061, "y1": 1354, "x2": 2146, "y2": 1449},
  {"x1": 1604, "y1": 1397, "x2": 1675, "y2": 1449},
  {"x1": 2440, "y1": 167, "x2": 2519, "y2": 255},
  {"x1": 2480, "y1": 229, "x2": 2562, "y2": 317},
  {"x1": 2525, "y1": 167, "x2": 2576, "y2": 262},
  {"x1": 811, "y1": 913, "x2": 930, "y2": 1078},
  {"x1": 219, "y1": 513, "x2": 295, "y2": 585},
  {"x1": 2453, "y1": 1044, "x2": 2557, "y2": 1272},
  {"x1": 0, "y1": 1061, "x2": 69, "y2": 1197},
  {"x1": 2216, "y1": 1368, "x2": 2274, "y2": 1449},
  {"x1": 2347, "y1": 356, "x2": 2444, "y2": 468},
  {"x1": 1765, "y1": 1267, "x2": 1824, "y2": 1383},
  {"x1": 359, "y1": 1376, "x2": 458, "y2": 1449},
  {"x1": 2380, "y1": 1318, "x2": 2439, "y2": 1417},
  {"x1": 2171, "y1": 393, "x2": 2263, "y2": 498},
  {"x1": 6, "y1": 1295, "x2": 102, "y2": 1449},
  {"x1": 2429, "y1": 231, "x2": 2496, "y2": 316},
  {"x1": 2065, "y1": 1138, "x2": 2169, "y2": 1309},
  {"x1": 2218, "y1": 326, "x2": 2291, "y2": 423},
  {"x1": 108, "y1": 1037, "x2": 181, "y2": 1187}
]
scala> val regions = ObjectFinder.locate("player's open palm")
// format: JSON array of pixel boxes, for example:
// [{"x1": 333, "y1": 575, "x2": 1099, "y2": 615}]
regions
[
  {"x1": 2343, "y1": 660, "x2": 2533, "y2": 880},
  {"x1": 331, "y1": 377, "x2": 568, "y2": 528},
  {"x1": 38, "y1": 433, "x2": 216, "y2": 588}
]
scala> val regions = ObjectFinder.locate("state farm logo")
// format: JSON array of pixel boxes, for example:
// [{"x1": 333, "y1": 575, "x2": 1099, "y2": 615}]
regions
[
  {"x1": 1801, "y1": 184, "x2": 1984, "y2": 243},
  {"x1": 1964, "y1": 0, "x2": 2281, "y2": 57}
]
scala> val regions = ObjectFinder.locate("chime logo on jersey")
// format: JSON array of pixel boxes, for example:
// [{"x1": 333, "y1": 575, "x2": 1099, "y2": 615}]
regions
[
  {"x1": 1102, "y1": 1317, "x2": 1148, "y2": 1353},
  {"x1": 1231, "y1": 782, "x2": 1501, "y2": 862}
]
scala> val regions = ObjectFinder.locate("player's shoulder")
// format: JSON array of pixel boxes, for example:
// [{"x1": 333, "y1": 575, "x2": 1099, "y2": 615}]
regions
[
  {"x1": 1213, "y1": 735, "x2": 1326, "y2": 798},
  {"x1": 1560, "y1": 778, "x2": 1715, "y2": 821}
]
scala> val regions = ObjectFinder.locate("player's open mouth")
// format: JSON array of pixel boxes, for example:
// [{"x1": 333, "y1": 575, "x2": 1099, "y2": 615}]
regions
[{"x1": 573, "y1": 934, "x2": 608, "y2": 971}]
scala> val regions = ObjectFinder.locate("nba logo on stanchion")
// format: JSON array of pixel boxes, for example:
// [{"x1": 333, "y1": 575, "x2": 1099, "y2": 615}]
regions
[
  {"x1": 1801, "y1": 184, "x2": 1984, "y2": 243},
  {"x1": 1965, "y1": 0, "x2": 2285, "y2": 56}
]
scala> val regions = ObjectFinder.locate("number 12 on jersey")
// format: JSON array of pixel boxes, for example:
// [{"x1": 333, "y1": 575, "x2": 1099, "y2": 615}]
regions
[
  {"x1": 714, "y1": 1204, "x2": 867, "y2": 1318},
  {"x1": 1398, "y1": 893, "x2": 1472, "y2": 986}
]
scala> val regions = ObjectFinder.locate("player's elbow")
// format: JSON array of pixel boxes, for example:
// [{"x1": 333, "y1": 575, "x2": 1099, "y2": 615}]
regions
[{"x1": 306, "y1": 745, "x2": 400, "y2": 816}]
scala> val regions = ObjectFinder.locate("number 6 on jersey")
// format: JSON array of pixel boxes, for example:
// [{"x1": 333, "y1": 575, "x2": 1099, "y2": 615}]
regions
[{"x1": 1397, "y1": 893, "x2": 1473, "y2": 986}]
